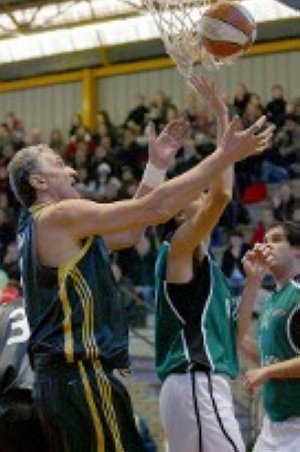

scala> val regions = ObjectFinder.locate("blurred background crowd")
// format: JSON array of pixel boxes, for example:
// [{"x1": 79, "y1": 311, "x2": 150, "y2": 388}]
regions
[{"x1": 0, "y1": 81, "x2": 299, "y2": 322}]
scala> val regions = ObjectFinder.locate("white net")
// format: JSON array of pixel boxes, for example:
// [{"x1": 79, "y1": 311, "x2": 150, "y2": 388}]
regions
[{"x1": 140, "y1": 0, "x2": 237, "y2": 77}]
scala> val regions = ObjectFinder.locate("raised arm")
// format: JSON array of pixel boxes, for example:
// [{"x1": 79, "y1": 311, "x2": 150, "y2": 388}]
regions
[
  {"x1": 237, "y1": 244, "x2": 269, "y2": 345},
  {"x1": 41, "y1": 115, "x2": 274, "y2": 241},
  {"x1": 166, "y1": 76, "x2": 233, "y2": 283},
  {"x1": 103, "y1": 118, "x2": 189, "y2": 251}
]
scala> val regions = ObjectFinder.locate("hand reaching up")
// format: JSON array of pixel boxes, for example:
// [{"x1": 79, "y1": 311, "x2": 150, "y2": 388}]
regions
[
  {"x1": 189, "y1": 73, "x2": 228, "y2": 145},
  {"x1": 146, "y1": 118, "x2": 190, "y2": 170},
  {"x1": 220, "y1": 115, "x2": 275, "y2": 164}
]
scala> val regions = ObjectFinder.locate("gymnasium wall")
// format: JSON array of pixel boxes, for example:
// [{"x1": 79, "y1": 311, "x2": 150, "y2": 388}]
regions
[
  {"x1": 98, "y1": 51, "x2": 300, "y2": 126},
  {"x1": 0, "y1": 82, "x2": 82, "y2": 142},
  {"x1": 0, "y1": 50, "x2": 299, "y2": 139}
]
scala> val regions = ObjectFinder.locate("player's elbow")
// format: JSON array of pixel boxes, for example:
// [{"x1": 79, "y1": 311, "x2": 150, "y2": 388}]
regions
[
  {"x1": 210, "y1": 190, "x2": 232, "y2": 209},
  {"x1": 141, "y1": 190, "x2": 175, "y2": 226}
]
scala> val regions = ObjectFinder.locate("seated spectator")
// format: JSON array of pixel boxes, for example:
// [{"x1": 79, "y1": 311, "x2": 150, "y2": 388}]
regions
[
  {"x1": 5, "y1": 112, "x2": 25, "y2": 149},
  {"x1": 116, "y1": 126, "x2": 146, "y2": 175},
  {"x1": 118, "y1": 165, "x2": 140, "y2": 199},
  {"x1": 250, "y1": 207, "x2": 274, "y2": 245},
  {"x1": 49, "y1": 128, "x2": 65, "y2": 157},
  {"x1": 0, "y1": 209, "x2": 15, "y2": 261},
  {"x1": 69, "y1": 112, "x2": 84, "y2": 137},
  {"x1": 168, "y1": 133, "x2": 200, "y2": 177},
  {"x1": 125, "y1": 94, "x2": 150, "y2": 131},
  {"x1": 266, "y1": 84, "x2": 286, "y2": 129},
  {"x1": 166, "y1": 105, "x2": 179, "y2": 123},
  {"x1": 0, "y1": 123, "x2": 11, "y2": 149},
  {"x1": 221, "y1": 231, "x2": 250, "y2": 295},
  {"x1": 271, "y1": 182, "x2": 296, "y2": 221},
  {"x1": 242, "y1": 101, "x2": 263, "y2": 129},
  {"x1": 92, "y1": 110, "x2": 116, "y2": 145},
  {"x1": 30, "y1": 127, "x2": 42, "y2": 146},
  {"x1": 219, "y1": 189, "x2": 251, "y2": 231},
  {"x1": 2, "y1": 241, "x2": 19, "y2": 281},
  {"x1": 87, "y1": 162, "x2": 119, "y2": 201},
  {"x1": 147, "y1": 102, "x2": 165, "y2": 133},
  {"x1": 233, "y1": 83, "x2": 251, "y2": 117},
  {"x1": 275, "y1": 113, "x2": 300, "y2": 169},
  {"x1": 1, "y1": 143, "x2": 15, "y2": 165},
  {"x1": 66, "y1": 125, "x2": 94, "y2": 160},
  {"x1": 152, "y1": 89, "x2": 173, "y2": 125}
]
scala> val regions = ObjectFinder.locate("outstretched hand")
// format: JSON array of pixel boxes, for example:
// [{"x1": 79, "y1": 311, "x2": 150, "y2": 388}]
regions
[
  {"x1": 220, "y1": 115, "x2": 275, "y2": 163},
  {"x1": 146, "y1": 118, "x2": 190, "y2": 169}
]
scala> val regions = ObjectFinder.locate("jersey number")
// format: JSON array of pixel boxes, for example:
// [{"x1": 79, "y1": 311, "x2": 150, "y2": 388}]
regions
[{"x1": 7, "y1": 308, "x2": 30, "y2": 345}]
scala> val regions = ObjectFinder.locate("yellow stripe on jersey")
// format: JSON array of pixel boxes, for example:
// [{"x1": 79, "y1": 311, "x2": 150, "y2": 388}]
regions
[
  {"x1": 58, "y1": 237, "x2": 93, "y2": 363},
  {"x1": 70, "y1": 267, "x2": 98, "y2": 360},
  {"x1": 93, "y1": 360, "x2": 124, "y2": 452},
  {"x1": 78, "y1": 361, "x2": 105, "y2": 452}
]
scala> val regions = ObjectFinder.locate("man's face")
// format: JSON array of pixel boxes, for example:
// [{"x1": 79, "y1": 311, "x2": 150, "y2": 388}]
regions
[
  {"x1": 35, "y1": 147, "x2": 79, "y2": 201},
  {"x1": 264, "y1": 226, "x2": 293, "y2": 273}
]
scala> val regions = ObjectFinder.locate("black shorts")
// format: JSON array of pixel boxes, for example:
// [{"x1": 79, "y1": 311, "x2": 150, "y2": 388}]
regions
[
  {"x1": 34, "y1": 360, "x2": 144, "y2": 452},
  {"x1": 0, "y1": 391, "x2": 47, "y2": 452}
]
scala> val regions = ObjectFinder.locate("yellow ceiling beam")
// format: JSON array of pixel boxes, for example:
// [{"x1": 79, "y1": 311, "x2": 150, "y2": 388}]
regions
[{"x1": 0, "y1": 70, "x2": 82, "y2": 93}]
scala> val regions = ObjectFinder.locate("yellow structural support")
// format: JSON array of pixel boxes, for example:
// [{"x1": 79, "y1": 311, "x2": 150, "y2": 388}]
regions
[
  {"x1": 82, "y1": 68, "x2": 97, "y2": 130},
  {"x1": 0, "y1": 38, "x2": 299, "y2": 118},
  {"x1": 0, "y1": 71, "x2": 82, "y2": 93}
]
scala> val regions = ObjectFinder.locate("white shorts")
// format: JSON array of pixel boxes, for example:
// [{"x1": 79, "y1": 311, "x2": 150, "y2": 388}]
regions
[
  {"x1": 254, "y1": 416, "x2": 300, "y2": 452},
  {"x1": 159, "y1": 372, "x2": 245, "y2": 452}
]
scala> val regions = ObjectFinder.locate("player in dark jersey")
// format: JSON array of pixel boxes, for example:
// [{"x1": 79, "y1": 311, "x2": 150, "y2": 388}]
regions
[
  {"x1": 155, "y1": 75, "x2": 258, "y2": 452},
  {"x1": 0, "y1": 294, "x2": 47, "y2": 452},
  {"x1": 8, "y1": 109, "x2": 272, "y2": 451},
  {"x1": 240, "y1": 221, "x2": 300, "y2": 452}
]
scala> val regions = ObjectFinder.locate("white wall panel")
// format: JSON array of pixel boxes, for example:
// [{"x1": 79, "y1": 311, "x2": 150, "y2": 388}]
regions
[
  {"x1": 0, "y1": 82, "x2": 81, "y2": 143},
  {"x1": 98, "y1": 51, "x2": 300, "y2": 126}
]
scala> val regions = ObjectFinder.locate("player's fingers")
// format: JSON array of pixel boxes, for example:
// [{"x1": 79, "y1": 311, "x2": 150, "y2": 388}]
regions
[
  {"x1": 145, "y1": 121, "x2": 156, "y2": 141},
  {"x1": 164, "y1": 120, "x2": 189, "y2": 145},
  {"x1": 227, "y1": 116, "x2": 241, "y2": 136},
  {"x1": 247, "y1": 115, "x2": 267, "y2": 135}
]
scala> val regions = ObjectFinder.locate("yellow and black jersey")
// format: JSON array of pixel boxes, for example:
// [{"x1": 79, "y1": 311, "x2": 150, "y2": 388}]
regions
[{"x1": 18, "y1": 206, "x2": 129, "y2": 371}]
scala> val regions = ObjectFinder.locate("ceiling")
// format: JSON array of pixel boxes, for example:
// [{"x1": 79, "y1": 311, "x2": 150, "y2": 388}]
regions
[{"x1": 0, "y1": 0, "x2": 299, "y2": 80}]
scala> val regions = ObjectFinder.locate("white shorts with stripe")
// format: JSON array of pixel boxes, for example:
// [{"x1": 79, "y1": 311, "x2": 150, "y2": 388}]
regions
[
  {"x1": 254, "y1": 416, "x2": 300, "y2": 452},
  {"x1": 159, "y1": 372, "x2": 245, "y2": 452}
]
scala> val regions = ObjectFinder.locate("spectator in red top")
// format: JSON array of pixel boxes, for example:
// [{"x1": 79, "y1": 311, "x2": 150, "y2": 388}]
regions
[{"x1": 66, "y1": 125, "x2": 95, "y2": 160}]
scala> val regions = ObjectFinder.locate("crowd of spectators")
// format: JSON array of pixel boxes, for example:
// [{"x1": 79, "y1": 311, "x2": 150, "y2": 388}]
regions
[{"x1": 0, "y1": 83, "x2": 299, "y2": 321}]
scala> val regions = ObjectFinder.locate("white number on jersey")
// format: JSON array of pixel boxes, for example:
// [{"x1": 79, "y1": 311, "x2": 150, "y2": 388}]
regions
[{"x1": 7, "y1": 307, "x2": 30, "y2": 345}]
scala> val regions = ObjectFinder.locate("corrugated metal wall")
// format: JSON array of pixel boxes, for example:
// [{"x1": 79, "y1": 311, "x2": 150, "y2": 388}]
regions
[
  {"x1": 0, "y1": 51, "x2": 298, "y2": 139},
  {"x1": 98, "y1": 51, "x2": 300, "y2": 126},
  {"x1": 0, "y1": 82, "x2": 82, "y2": 142}
]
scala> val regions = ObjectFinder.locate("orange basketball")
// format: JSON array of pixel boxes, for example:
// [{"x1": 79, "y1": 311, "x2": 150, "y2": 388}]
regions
[{"x1": 200, "y1": 1, "x2": 256, "y2": 59}]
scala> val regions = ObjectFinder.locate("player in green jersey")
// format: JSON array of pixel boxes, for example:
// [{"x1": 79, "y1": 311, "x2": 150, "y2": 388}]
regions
[
  {"x1": 241, "y1": 221, "x2": 300, "y2": 451},
  {"x1": 154, "y1": 75, "x2": 273, "y2": 452},
  {"x1": 8, "y1": 99, "x2": 272, "y2": 451}
]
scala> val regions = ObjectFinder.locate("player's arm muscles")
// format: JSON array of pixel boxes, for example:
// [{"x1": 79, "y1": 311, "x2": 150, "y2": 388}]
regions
[
  {"x1": 167, "y1": 166, "x2": 233, "y2": 283},
  {"x1": 42, "y1": 148, "x2": 232, "y2": 241},
  {"x1": 102, "y1": 184, "x2": 154, "y2": 251}
]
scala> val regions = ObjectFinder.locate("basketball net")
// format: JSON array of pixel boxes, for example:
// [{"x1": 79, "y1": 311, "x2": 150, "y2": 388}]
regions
[{"x1": 141, "y1": 0, "x2": 239, "y2": 77}]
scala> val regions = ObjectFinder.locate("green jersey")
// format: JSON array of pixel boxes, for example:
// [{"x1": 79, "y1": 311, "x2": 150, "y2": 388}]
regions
[
  {"x1": 155, "y1": 241, "x2": 239, "y2": 382},
  {"x1": 258, "y1": 277, "x2": 300, "y2": 421}
]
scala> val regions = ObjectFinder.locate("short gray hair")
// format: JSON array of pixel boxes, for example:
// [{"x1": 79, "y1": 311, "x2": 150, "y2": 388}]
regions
[{"x1": 8, "y1": 145, "x2": 46, "y2": 207}]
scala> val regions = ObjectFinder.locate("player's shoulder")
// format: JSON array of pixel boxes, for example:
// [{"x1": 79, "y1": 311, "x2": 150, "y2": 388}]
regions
[{"x1": 35, "y1": 199, "x2": 98, "y2": 226}]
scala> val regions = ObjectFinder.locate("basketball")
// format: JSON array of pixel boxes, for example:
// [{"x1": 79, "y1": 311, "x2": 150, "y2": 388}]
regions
[{"x1": 200, "y1": 1, "x2": 256, "y2": 59}]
